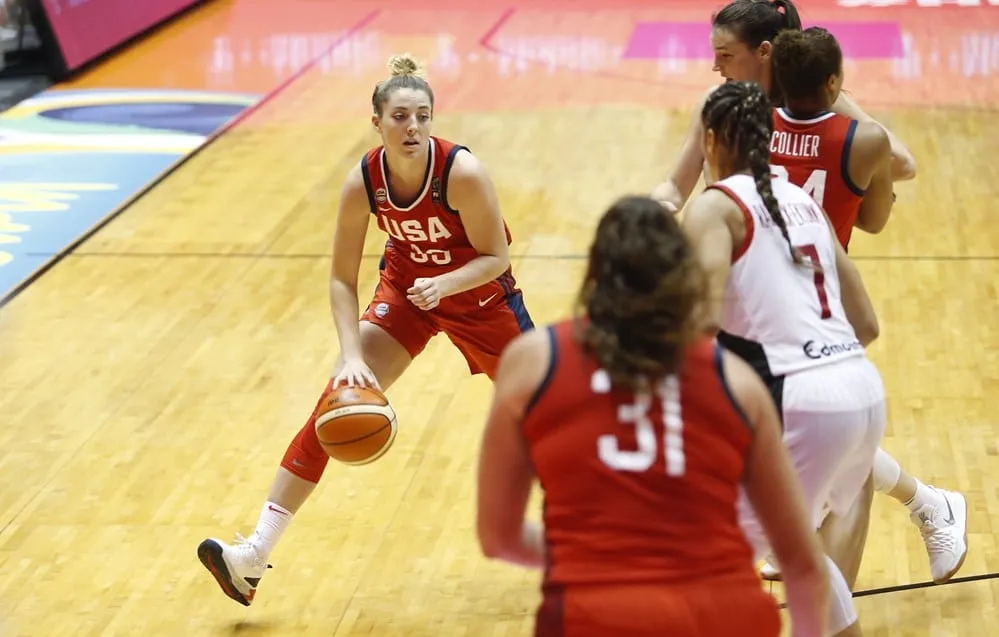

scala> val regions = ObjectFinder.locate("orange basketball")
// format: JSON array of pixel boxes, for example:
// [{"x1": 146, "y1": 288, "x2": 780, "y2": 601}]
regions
[{"x1": 314, "y1": 385, "x2": 398, "y2": 465}]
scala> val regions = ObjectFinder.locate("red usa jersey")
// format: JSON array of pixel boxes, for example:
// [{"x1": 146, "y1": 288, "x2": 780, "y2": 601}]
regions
[
  {"x1": 360, "y1": 136, "x2": 512, "y2": 278},
  {"x1": 769, "y1": 108, "x2": 865, "y2": 249},
  {"x1": 523, "y1": 319, "x2": 760, "y2": 588}
]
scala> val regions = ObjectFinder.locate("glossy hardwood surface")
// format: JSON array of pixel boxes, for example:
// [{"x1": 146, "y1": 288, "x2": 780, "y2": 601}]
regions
[{"x1": 1, "y1": 2, "x2": 997, "y2": 635}]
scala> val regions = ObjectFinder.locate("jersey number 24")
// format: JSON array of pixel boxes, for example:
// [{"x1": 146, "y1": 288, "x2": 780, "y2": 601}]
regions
[
  {"x1": 597, "y1": 374, "x2": 685, "y2": 477},
  {"x1": 771, "y1": 165, "x2": 827, "y2": 208}
]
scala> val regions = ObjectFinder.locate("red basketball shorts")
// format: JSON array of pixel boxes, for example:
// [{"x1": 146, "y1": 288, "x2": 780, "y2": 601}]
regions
[
  {"x1": 535, "y1": 580, "x2": 781, "y2": 637},
  {"x1": 360, "y1": 267, "x2": 533, "y2": 379}
]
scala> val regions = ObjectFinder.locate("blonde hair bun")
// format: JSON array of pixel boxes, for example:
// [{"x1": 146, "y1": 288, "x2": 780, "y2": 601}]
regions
[{"x1": 387, "y1": 53, "x2": 426, "y2": 79}]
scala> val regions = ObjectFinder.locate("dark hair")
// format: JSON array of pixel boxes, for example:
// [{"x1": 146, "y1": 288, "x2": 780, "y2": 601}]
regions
[
  {"x1": 576, "y1": 196, "x2": 705, "y2": 389},
  {"x1": 701, "y1": 81, "x2": 803, "y2": 265},
  {"x1": 712, "y1": 0, "x2": 803, "y2": 48},
  {"x1": 371, "y1": 53, "x2": 435, "y2": 116},
  {"x1": 772, "y1": 27, "x2": 843, "y2": 103}
]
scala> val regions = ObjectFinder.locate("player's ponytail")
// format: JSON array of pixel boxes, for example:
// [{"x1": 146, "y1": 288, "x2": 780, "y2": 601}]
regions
[
  {"x1": 702, "y1": 81, "x2": 804, "y2": 266},
  {"x1": 576, "y1": 196, "x2": 706, "y2": 389},
  {"x1": 371, "y1": 53, "x2": 435, "y2": 115},
  {"x1": 771, "y1": 0, "x2": 802, "y2": 32}
]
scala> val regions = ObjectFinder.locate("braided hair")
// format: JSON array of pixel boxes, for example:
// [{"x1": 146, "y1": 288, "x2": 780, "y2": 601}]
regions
[{"x1": 701, "y1": 80, "x2": 804, "y2": 265}]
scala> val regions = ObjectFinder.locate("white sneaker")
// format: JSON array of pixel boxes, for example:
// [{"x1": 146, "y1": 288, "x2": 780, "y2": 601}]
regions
[
  {"x1": 198, "y1": 535, "x2": 271, "y2": 606},
  {"x1": 760, "y1": 561, "x2": 782, "y2": 582},
  {"x1": 911, "y1": 487, "x2": 968, "y2": 584}
]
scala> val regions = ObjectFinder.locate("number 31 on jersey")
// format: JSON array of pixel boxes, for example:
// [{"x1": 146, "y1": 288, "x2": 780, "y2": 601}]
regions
[
  {"x1": 771, "y1": 165, "x2": 827, "y2": 207},
  {"x1": 596, "y1": 372, "x2": 685, "y2": 477}
]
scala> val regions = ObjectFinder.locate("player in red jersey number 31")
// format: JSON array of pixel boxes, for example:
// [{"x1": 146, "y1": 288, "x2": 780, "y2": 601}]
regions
[{"x1": 476, "y1": 196, "x2": 829, "y2": 637}]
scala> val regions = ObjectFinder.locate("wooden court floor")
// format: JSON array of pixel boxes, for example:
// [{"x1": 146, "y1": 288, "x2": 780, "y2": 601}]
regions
[{"x1": 2, "y1": 3, "x2": 998, "y2": 636}]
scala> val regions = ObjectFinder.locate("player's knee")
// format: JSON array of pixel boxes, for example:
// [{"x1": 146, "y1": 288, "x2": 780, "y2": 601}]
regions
[
  {"x1": 279, "y1": 397, "x2": 332, "y2": 483},
  {"x1": 280, "y1": 422, "x2": 328, "y2": 484}
]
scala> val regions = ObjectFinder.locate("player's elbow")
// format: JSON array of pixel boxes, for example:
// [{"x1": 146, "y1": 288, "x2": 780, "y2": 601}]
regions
[
  {"x1": 329, "y1": 276, "x2": 359, "y2": 298},
  {"x1": 495, "y1": 251, "x2": 511, "y2": 274},
  {"x1": 854, "y1": 215, "x2": 889, "y2": 235},
  {"x1": 476, "y1": 524, "x2": 514, "y2": 560},
  {"x1": 651, "y1": 180, "x2": 682, "y2": 214},
  {"x1": 892, "y1": 152, "x2": 917, "y2": 182},
  {"x1": 856, "y1": 314, "x2": 880, "y2": 347},
  {"x1": 481, "y1": 250, "x2": 510, "y2": 280}
]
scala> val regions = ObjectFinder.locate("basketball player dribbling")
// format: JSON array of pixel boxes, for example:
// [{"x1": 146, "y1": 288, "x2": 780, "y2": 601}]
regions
[
  {"x1": 476, "y1": 196, "x2": 829, "y2": 637},
  {"x1": 651, "y1": 0, "x2": 956, "y2": 583},
  {"x1": 683, "y1": 80, "x2": 885, "y2": 637},
  {"x1": 197, "y1": 53, "x2": 534, "y2": 606},
  {"x1": 766, "y1": 27, "x2": 968, "y2": 585}
]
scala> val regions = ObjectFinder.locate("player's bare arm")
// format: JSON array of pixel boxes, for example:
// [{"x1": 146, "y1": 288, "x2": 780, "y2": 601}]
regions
[
  {"x1": 408, "y1": 150, "x2": 511, "y2": 309},
  {"x1": 725, "y1": 348, "x2": 830, "y2": 637},
  {"x1": 651, "y1": 88, "x2": 715, "y2": 213},
  {"x1": 833, "y1": 90, "x2": 916, "y2": 181},
  {"x1": 476, "y1": 329, "x2": 548, "y2": 569},
  {"x1": 330, "y1": 164, "x2": 376, "y2": 376},
  {"x1": 849, "y1": 122, "x2": 894, "y2": 235},
  {"x1": 681, "y1": 189, "x2": 743, "y2": 335},
  {"x1": 822, "y1": 209, "x2": 879, "y2": 346}
]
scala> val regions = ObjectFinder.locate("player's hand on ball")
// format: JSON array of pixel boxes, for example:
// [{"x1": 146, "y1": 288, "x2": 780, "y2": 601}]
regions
[
  {"x1": 407, "y1": 277, "x2": 442, "y2": 311},
  {"x1": 333, "y1": 358, "x2": 380, "y2": 389}
]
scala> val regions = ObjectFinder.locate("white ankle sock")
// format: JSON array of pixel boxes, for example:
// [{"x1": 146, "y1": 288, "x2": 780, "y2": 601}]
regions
[
  {"x1": 904, "y1": 481, "x2": 946, "y2": 513},
  {"x1": 249, "y1": 501, "x2": 293, "y2": 561}
]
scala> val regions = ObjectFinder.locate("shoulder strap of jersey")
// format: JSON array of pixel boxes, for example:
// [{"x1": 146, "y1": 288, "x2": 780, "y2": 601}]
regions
[
  {"x1": 704, "y1": 181, "x2": 756, "y2": 263},
  {"x1": 838, "y1": 118, "x2": 866, "y2": 197},
  {"x1": 435, "y1": 137, "x2": 470, "y2": 215},
  {"x1": 359, "y1": 147, "x2": 383, "y2": 215}
]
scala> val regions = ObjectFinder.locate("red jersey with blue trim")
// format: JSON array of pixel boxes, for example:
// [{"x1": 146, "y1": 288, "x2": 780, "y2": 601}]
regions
[
  {"x1": 523, "y1": 319, "x2": 760, "y2": 588},
  {"x1": 770, "y1": 107, "x2": 865, "y2": 249},
  {"x1": 359, "y1": 136, "x2": 513, "y2": 279}
]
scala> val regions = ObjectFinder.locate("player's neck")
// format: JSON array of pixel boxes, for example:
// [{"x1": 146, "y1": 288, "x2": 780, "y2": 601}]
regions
[
  {"x1": 783, "y1": 100, "x2": 831, "y2": 120},
  {"x1": 384, "y1": 150, "x2": 430, "y2": 191},
  {"x1": 712, "y1": 165, "x2": 750, "y2": 181}
]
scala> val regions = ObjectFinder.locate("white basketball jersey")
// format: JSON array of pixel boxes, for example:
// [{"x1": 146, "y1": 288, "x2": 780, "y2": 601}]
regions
[{"x1": 712, "y1": 174, "x2": 864, "y2": 377}]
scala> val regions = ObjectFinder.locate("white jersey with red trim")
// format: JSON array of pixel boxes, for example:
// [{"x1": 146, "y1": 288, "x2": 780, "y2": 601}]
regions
[{"x1": 710, "y1": 173, "x2": 864, "y2": 377}]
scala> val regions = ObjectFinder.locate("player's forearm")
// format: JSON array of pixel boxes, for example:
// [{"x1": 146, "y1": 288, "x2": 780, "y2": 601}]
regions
[
  {"x1": 329, "y1": 278, "x2": 364, "y2": 361},
  {"x1": 483, "y1": 521, "x2": 545, "y2": 569},
  {"x1": 886, "y1": 130, "x2": 917, "y2": 181},
  {"x1": 436, "y1": 254, "x2": 509, "y2": 298},
  {"x1": 782, "y1": 567, "x2": 830, "y2": 637},
  {"x1": 651, "y1": 179, "x2": 686, "y2": 214}
]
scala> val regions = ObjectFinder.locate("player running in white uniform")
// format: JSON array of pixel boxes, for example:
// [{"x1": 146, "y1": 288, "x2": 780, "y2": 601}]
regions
[{"x1": 684, "y1": 80, "x2": 884, "y2": 637}]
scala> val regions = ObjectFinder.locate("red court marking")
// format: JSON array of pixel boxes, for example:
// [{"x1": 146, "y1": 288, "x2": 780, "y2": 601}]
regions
[{"x1": 207, "y1": 10, "x2": 380, "y2": 138}]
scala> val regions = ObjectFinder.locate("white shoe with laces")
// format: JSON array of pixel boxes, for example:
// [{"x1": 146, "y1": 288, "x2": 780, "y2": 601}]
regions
[
  {"x1": 197, "y1": 534, "x2": 272, "y2": 606},
  {"x1": 910, "y1": 487, "x2": 968, "y2": 583}
]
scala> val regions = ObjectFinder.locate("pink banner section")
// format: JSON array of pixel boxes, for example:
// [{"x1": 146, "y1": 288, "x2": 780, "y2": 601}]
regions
[{"x1": 624, "y1": 21, "x2": 904, "y2": 60}]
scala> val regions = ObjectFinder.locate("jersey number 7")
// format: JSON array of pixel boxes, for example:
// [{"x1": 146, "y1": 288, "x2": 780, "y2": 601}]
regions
[{"x1": 597, "y1": 374, "x2": 685, "y2": 477}]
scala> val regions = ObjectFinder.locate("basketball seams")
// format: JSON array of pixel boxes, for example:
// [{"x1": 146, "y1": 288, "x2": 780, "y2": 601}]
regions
[
  {"x1": 314, "y1": 403, "x2": 396, "y2": 428},
  {"x1": 313, "y1": 390, "x2": 398, "y2": 465}
]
